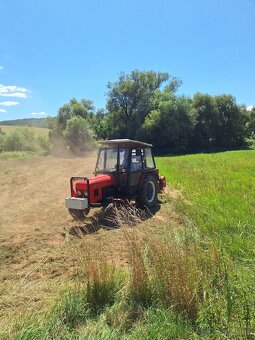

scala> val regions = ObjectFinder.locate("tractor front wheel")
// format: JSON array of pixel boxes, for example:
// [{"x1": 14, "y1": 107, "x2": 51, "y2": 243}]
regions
[
  {"x1": 68, "y1": 208, "x2": 90, "y2": 221},
  {"x1": 138, "y1": 174, "x2": 158, "y2": 208}
]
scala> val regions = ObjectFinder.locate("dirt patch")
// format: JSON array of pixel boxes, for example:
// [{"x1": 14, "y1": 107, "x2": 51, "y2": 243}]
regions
[
  {"x1": 154, "y1": 215, "x2": 167, "y2": 222},
  {"x1": 47, "y1": 233, "x2": 66, "y2": 246},
  {"x1": 11, "y1": 234, "x2": 28, "y2": 245}
]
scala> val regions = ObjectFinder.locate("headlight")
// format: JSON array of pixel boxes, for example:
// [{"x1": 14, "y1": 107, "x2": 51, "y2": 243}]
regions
[{"x1": 77, "y1": 190, "x2": 88, "y2": 197}]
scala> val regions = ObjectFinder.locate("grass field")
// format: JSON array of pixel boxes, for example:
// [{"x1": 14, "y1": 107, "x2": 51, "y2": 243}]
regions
[
  {"x1": 0, "y1": 125, "x2": 49, "y2": 137},
  {"x1": 0, "y1": 150, "x2": 254, "y2": 338},
  {"x1": 157, "y1": 151, "x2": 255, "y2": 260},
  {"x1": 0, "y1": 125, "x2": 50, "y2": 159}
]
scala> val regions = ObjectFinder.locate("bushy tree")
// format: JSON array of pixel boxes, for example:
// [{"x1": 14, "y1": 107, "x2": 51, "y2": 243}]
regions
[
  {"x1": 247, "y1": 107, "x2": 255, "y2": 135},
  {"x1": 214, "y1": 95, "x2": 247, "y2": 149},
  {"x1": 89, "y1": 109, "x2": 108, "y2": 139},
  {"x1": 192, "y1": 93, "x2": 247, "y2": 151},
  {"x1": 192, "y1": 93, "x2": 219, "y2": 151},
  {"x1": 142, "y1": 92, "x2": 195, "y2": 154},
  {"x1": 57, "y1": 98, "x2": 95, "y2": 129},
  {"x1": 50, "y1": 98, "x2": 99, "y2": 151},
  {"x1": 106, "y1": 70, "x2": 182, "y2": 139},
  {"x1": 246, "y1": 107, "x2": 255, "y2": 149},
  {"x1": 64, "y1": 116, "x2": 95, "y2": 152}
]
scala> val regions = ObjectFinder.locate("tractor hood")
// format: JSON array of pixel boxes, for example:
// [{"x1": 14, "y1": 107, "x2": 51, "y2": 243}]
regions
[
  {"x1": 74, "y1": 174, "x2": 115, "y2": 204},
  {"x1": 75, "y1": 174, "x2": 114, "y2": 190}
]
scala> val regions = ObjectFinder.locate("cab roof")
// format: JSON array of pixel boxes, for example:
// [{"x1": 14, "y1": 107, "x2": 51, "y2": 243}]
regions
[{"x1": 99, "y1": 139, "x2": 152, "y2": 148}]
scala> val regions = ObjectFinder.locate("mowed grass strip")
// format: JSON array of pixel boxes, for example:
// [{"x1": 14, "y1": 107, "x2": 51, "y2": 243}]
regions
[{"x1": 157, "y1": 150, "x2": 255, "y2": 261}]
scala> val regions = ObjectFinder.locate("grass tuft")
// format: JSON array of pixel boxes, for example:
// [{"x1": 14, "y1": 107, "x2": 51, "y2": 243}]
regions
[{"x1": 85, "y1": 261, "x2": 119, "y2": 315}]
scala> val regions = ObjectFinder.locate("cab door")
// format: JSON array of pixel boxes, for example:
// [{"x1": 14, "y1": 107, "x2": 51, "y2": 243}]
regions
[
  {"x1": 129, "y1": 148, "x2": 143, "y2": 195},
  {"x1": 118, "y1": 148, "x2": 129, "y2": 191}
]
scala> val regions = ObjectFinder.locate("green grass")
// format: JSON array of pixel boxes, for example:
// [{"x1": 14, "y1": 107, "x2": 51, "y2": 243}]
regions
[{"x1": 157, "y1": 150, "x2": 255, "y2": 261}]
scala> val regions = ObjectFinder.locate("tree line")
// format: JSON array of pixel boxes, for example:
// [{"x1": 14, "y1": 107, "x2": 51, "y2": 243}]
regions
[{"x1": 50, "y1": 70, "x2": 255, "y2": 154}]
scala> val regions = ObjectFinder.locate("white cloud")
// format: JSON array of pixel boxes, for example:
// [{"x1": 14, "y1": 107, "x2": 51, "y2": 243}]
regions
[
  {"x1": 0, "y1": 108, "x2": 7, "y2": 113},
  {"x1": 247, "y1": 105, "x2": 254, "y2": 111},
  {"x1": 31, "y1": 111, "x2": 47, "y2": 116},
  {"x1": 0, "y1": 66, "x2": 4, "y2": 70},
  {"x1": 3, "y1": 92, "x2": 28, "y2": 98},
  {"x1": 0, "y1": 84, "x2": 29, "y2": 99},
  {"x1": 0, "y1": 101, "x2": 19, "y2": 107}
]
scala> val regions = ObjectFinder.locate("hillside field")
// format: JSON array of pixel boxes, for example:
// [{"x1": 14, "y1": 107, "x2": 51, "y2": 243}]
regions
[
  {"x1": 0, "y1": 150, "x2": 254, "y2": 338},
  {"x1": 0, "y1": 125, "x2": 49, "y2": 137}
]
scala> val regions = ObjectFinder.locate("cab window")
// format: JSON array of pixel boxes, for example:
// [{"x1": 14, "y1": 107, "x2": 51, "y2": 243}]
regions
[
  {"x1": 130, "y1": 149, "x2": 142, "y2": 172},
  {"x1": 119, "y1": 148, "x2": 129, "y2": 169},
  {"x1": 97, "y1": 148, "x2": 118, "y2": 172},
  {"x1": 144, "y1": 148, "x2": 155, "y2": 169}
]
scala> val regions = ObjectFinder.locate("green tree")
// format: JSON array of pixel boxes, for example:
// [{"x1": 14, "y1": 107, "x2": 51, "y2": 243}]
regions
[
  {"x1": 246, "y1": 107, "x2": 255, "y2": 149},
  {"x1": 106, "y1": 70, "x2": 181, "y2": 139},
  {"x1": 90, "y1": 109, "x2": 108, "y2": 139},
  {"x1": 57, "y1": 98, "x2": 95, "y2": 129},
  {"x1": 142, "y1": 92, "x2": 195, "y2": 154},
  {"x1": 214, "y1": 95, "x2": 247, "y2": 149},
  {"x1": 192, "y1": 93, "x2": 219, "y2": 151},
  {"x1": 50, "y1": 98, "x2": 97, "y2": 150},
  {"x1": 247, "y1": 107, "x2": 255, "y2": 135},
  {"x1": 192, "y1": 93, "x2": 247, "y2": 151},
  {"x1": 64, "y1": 116, "x2": 95, "y2": 152}
]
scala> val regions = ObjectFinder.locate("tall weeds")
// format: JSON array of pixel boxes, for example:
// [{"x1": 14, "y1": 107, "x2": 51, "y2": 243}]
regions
[
  {"x1": 126, "y1": 229, "x2": 255, "y2": 337},
  {"x1": 126, "y1": 230, "x2": 208, "y2": 318}
]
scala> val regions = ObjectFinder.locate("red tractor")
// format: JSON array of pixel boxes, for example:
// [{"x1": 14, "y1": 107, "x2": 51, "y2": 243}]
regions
[{"x1": 65, "y1": 139, "x2": 166, "y2": 220}]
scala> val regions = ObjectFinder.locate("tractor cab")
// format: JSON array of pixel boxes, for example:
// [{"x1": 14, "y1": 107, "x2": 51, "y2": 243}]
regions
[
  {"x1": 95, "y1": 139, "x2": 160, "y2": 197},
  {"x1": 65, "y1": 139, "x2": 166, "y2": 220}
]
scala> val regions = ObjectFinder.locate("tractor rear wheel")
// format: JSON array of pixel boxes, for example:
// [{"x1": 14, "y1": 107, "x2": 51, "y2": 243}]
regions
[
  {"x1": 68, "y1": 208, "x2": 90, "y2": 221},
  {"x1": 138, "y1": 174, "x2": 158, "y2": 208}
]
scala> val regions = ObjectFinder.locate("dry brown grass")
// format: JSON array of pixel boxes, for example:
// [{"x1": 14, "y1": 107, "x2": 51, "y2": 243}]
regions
[
  {"x1": 103, "y1": 201, "x2": 151, "y2": 228},
  {"x1": 0, "y1": 154, "x2": 95, "y2": 326}
]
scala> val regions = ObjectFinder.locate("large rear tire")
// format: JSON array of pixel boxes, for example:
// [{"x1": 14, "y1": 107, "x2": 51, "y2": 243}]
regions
[
  {"x1": 138, "y1": 174, "x2": 158, "y2": 208},
  {"x1": 68, "y1": 208, "x2": 90, "y2": 221}
]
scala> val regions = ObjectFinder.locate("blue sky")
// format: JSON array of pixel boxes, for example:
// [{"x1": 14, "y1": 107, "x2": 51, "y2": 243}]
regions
[{"x1": 0, "y1": 0, "x2": 254, "y2": 120}]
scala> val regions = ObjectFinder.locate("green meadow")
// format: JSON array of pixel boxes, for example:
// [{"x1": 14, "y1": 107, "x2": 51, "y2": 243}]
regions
[{"x1": 157, "y1": 150, "x2": 255, "y2": 261}]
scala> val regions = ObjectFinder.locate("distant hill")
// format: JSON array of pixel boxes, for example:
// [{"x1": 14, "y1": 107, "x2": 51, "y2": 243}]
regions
[{"x1": 0, "y1": 117, "x2": 49, "y2": 128}]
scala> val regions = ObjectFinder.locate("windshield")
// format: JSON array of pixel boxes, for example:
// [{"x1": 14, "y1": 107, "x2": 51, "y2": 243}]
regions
[
  {"x1": 96, "y1": 148, "x2": 118, "y2": 172},
  {"x1": 96, "y1": 148, "x2": 130, "y2": 173}
]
